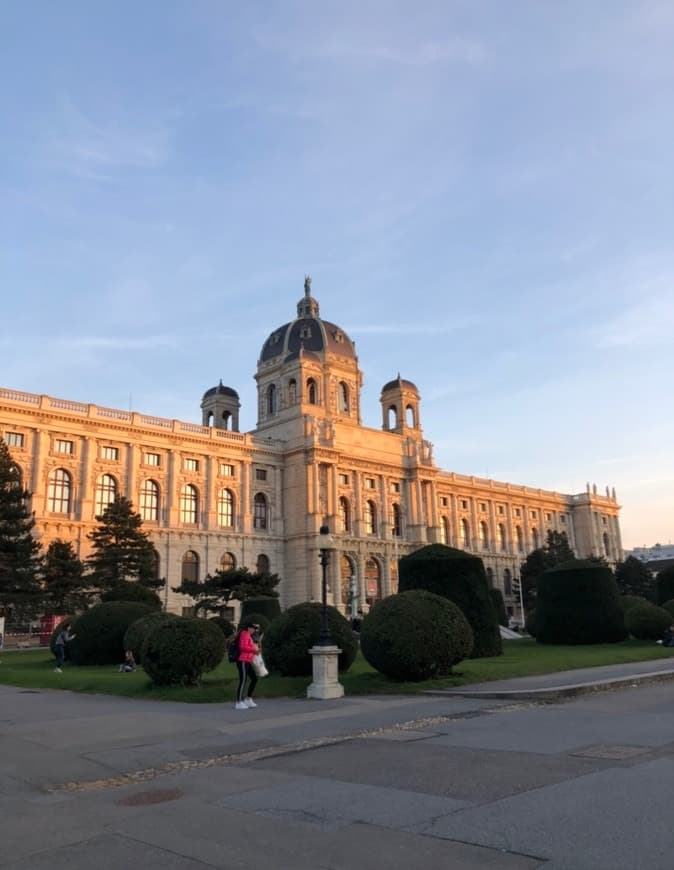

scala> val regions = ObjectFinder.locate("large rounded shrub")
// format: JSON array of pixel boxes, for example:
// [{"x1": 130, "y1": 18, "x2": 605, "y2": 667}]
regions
[
  {"x1": 626, "y1": 601, "x2": 672, "y2": 640},
  {"x1": 240, "y1": 598, "x2": 282, "y2": 624},
  {"x1": 661, "y1": 599, "x2": 674, "y2": 619},
  {"x1": 536, "y1": 560, "x2": 627, "y2": 645},
  {"x1": 209, "y1": 616, "x2": 235, "y2": 639},
  {"x1": 142, "y1": 617, "x2": 226, "y2": 686},
  {"x1": 101, "y1": 582, "x2": 162, "y2": 610},
  {"x1": 68, "y1": 602, "x2": 153, "y2": 665},
  {"x1": 123, "y1": 611, "x2": 177, "y2": 663},
  {"x1": 360, "y1": 590, "x2": 473, "y2": 681},
  {"x1": 398, "y1": 544, "x2": 502, "y2": 658},
  {"x1": 263, "y1": 603, "x2": 357, "y2": 676},
  {"x1": 618, "y1": 595, "x2": 649, "y2": 614}
]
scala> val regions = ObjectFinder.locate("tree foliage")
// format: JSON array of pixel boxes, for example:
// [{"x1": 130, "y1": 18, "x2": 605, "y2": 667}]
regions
[
  {"x1": 0, "y1": 440, "x2": 43, "y2": 620},
  {"x1": 656, "y1": 565, "x2": 674, "y2": 606},
  {"x1": 87, "y1": 497, "x2": 163, "y2": 591},
  {"x1": 42, "y1": 539, "x2": 90, "y2": 614},
  {"x1": 520, "y1": 530, "x2": 576, "y2": 610},
  {"x1": 614, "y1": 556, "x2": 655, "y2": 600},
  {"x1": 172, "y1": 567, "x2": 280, "y2": 615}
]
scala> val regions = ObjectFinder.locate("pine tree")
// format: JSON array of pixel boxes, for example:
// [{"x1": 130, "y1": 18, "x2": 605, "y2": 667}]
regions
[
  {"x1": 173, "y1": 566, "x2": 280, "y2": 615},
  {"x1": 520, "y1": 530, "x2": 576, "y2": 610},
  {"x1": 42, "y1": 539, "x2": 90, "y2": 614},
  {"x1": 614, "y1": 556, "x2": 654, "y2": 600},
  {"x1": 0, "y1": 440, "x2": 43, "y2": 621},
  {"x1": 87, "y1": 496, "x2": 163, "y2": 591}
]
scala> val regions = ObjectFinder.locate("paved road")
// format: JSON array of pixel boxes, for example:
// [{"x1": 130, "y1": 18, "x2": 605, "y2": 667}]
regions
[{"x1": 2, "y1": 661, "x2": 674, "y2": 869}]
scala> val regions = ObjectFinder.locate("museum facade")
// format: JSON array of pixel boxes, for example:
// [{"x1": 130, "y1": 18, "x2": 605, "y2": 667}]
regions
[{"x1": 0, "y1": 279, "x2": 622, "y2": 620}]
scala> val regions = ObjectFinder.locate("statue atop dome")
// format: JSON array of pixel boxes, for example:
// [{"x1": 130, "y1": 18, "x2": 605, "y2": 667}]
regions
[
  {"x1": 297, "y1": 274, "x2": 319, "y2": 319},
  {"x1": 304, "y1": 274, "x2": 312, "y2": 296}
]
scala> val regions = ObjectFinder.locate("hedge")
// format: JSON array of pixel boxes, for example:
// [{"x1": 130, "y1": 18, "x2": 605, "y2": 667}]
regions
[
  {"x1": 263, "y1": 602, "x2": 357, "y2": 676},
  {"x1": 625, "y1": 601, "x2": 672, "y2": 640},
  {"x1": 142, "y1": 617, "x2": 226, "y2": 686},
  {"x1": 101, "y1": 582, "x2": 162, "y2": 610},
  {"x1": 123, "y1": 611, "x2": 177, "y2": 663},
  {"x1": 68, "y1": 601, "x2": 153, "y2": 665}
]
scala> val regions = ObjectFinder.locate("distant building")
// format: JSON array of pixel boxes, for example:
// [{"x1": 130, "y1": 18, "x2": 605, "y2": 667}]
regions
[
  {"x1": 0, "y1": 279, "x2": 622, "y2": 619},
  {"x1": 625, "y1": 544, "x2": 674, "y2": 576}
]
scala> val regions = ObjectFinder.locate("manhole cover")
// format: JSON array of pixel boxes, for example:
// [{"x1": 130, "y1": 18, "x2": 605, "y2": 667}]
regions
[
  {"x1": 116, "y1": 788, "x2": 183, "y2": 807},
  {"x1": 571, "y1": 745, "x2": 650, "y2": 760}
]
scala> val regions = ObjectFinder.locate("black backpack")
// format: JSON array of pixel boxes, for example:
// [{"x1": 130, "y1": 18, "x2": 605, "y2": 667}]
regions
[{"x1": 227, "y1": 634, "x2": 240, "y2": 664}]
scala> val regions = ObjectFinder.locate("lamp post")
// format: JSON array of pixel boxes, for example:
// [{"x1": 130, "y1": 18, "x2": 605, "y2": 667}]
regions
[{"x1": 318, "y1": 524, "x2": 332, "y2": 645}]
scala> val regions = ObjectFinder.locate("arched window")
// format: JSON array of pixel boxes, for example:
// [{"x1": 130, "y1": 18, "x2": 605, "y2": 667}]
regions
[
  {"x1": 387, "y1": 405, "x2": 397, "y2": 429},
  {"x1": 364, "y1": 500, "x2": 377, "y2": 535},
  {"x1": 140, "y1": 479, "x2": 159, "y2": 521},
  {"x1": 220, "y1": 552, "x2": 236, "y2": 572},
  {"x1": 307, "y1": 378, "x2": 317, "y2": 405},
  {"x1": 365, "y1": 557, "x2": 382, "y2": 606},
  {"x1": 95, "y1": 474, "x2": 117, "y2": 516},
  {"x1": 338, "y1": 496, "x2": 350, "y2": 533},
  {"x1": 340, "y1": 554, "x2": 355, "y2": 608},
  {"x1": 391, "y1": 503, "x2": 402, "y2": 537},
  {"x1": 254, "y1": 493, "x2": 268, "y2": 530},
  {"x1": 222, "y1": 410, "x2": 232, "y2": 430},
  {"x1": 480, "y1": 520, "x2": 489, "y2": 550},
  {"x1": 516, "y1": 525, "x2": 524, "y2": 552},
  {"x1": 531, "y1": 527, "x2": 539, "y2": 549},
  {"x1": 217, "y1": 489, "x2": 234, "y2": 527},
  {"x1": 207, "y1": 411, "x2": 214, "y2": 428},
  {"x1": 486, "y1": 567, "x2": 494, "y2": 587},
  {"x1": 339, "y1": 381, "x2": 349, "y2": 413},
  {"x1": 288, "y1": 379, "x2": 297, "y2": 404},
  {"x1": 460, "y1": 518, "x2": 470, "y2": 549},
  {"x1": 180, "y1": 484, "x2": 199, "y2": 524},
  {"x1": 439, "y1": 515, "x2": 449, "y2": 545},
  {"x1": 603, "y1": 532, "x2": 611, "y2": 558},
  {"x1": 267, "y1": 384, "x2": 276, "y2": 415},
  {"x1": 406, "y1": 405, "x2": 415, "y2": 427},
  {"x1": 48, "y1": 468, "x2": 72, "y2": 514},
  {"x1": 256, "y1": 553, "x2": 270, "y2": 574},
  {"x1": 181, "y1": 550, "x2": 199, "y2": 583},
  {"x1": 497, "y1": 522, "x2": 506, "y2": 551},
  {"x1": 503, "y1": 568, "x2": 513, "y2": 596}
]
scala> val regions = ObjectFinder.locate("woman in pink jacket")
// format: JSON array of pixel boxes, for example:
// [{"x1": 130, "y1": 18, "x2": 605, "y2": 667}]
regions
[{"x1": 235, "y1": 620, "x2": 260, "y2": 710}]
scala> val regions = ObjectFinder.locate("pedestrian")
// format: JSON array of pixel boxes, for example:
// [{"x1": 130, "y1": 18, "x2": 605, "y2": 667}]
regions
[
  {"x1": 54, "y1": 623, "x2": 76, "y2": 673},
  {"x1": 234, "y1": 620, "x2": 259, "y2": 710},
  {"x1": 119, "y1": 649, "x2": 137, "y2": 672}
]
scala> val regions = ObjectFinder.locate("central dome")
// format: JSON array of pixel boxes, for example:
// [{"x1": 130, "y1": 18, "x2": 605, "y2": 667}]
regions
[{"x1": 259, "y1": 276, "x2": 357, "y2": 363}]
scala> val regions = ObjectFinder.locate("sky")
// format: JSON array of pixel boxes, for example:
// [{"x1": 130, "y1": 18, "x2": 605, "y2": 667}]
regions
[{"x1": 1, "y1": 2, "x2": 673, "y2": 550}]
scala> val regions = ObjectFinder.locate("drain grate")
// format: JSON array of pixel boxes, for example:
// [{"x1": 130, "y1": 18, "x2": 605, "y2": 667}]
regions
[{"x1": 116, "y1": 788, "x2": 183, "y2": 807}]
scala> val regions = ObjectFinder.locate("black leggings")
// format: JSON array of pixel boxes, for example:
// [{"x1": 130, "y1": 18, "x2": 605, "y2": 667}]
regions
[{"x1": 236, "y1": 661, "x2": 258, "y2": 702}]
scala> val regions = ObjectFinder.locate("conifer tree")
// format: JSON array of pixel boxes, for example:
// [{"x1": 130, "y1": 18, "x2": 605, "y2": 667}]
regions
[
  {"x1": 42, "y1": 539, "x2": 90, "y2": 614},
  {"x1": 0, "y1": 440, "x2": 43, "y2": 621},
  {"x1": 520, "y1": 530, "x2": 576, "y2": 610},
  {"x1": 87, "y1": 496, "x2": 163, "y2": 591},
  {"x1": 173, "y1": 566, "x2": 280, "y2": 615}
]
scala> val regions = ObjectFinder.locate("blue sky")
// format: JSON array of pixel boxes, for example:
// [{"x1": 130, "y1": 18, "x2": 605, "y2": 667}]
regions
[{"x1": 1, "y1": 2, "x2": 673, "y2": 549}]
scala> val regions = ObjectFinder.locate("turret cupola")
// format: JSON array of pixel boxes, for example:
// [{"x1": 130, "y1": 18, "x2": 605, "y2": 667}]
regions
[
  {"x1": 201, "y1": 381, "x2": 240, "y2": 431},
  {"x1": 380, "y1": 374, "x2": 421, "y2": 434}
]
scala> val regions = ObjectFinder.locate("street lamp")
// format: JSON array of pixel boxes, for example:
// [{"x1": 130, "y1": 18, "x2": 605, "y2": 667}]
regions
[{"x1": 318, "y1": 524, "x2": 333, "y2": 645}]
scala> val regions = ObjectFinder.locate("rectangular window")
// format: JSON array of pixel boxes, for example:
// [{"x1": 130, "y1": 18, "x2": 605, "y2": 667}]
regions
[
  {"x1": 184, "y1": 458, "x2": 199, "y2": 472},
  {"x1": 461, "y1": 499, "x2": 468, "y2": 510},
  {"x1": 365, "y1": 478, "x2": 376, "y2": 489},
  {"x1": 439, "y1": 496, "x2": 447, "y2": 506},
  {"x1": 545, "y1": 512, "x2": 552, "y2": 522},
  {"x1": 221, "y1": 463, "x2": 235, "y2": 477},
  {"x1": 255, "y1": 468, "x2": 267, "y2": 481},
  {"x1": 530, "y1": 510, "x2": 537, "y2": 519},
  {"x1": 497, "y1": 505, "x2": 504, "y2": 515},
  {"x1": 602, "y1": 516, "x2": 608, "y2": 525},
  {"x1": 392, "y1": 482, "x2": 401, "y2": 494},
  {"x1": 144, "y1": 452, "x2": 161, "y2": 466},
  {"x1": 560, "y1": 514, "x2": 566, "y2": 524},
  {"x1": 514, "y1": 507, "x2": 521, "y2": 517},
  {"x1": 100, "y1": 446, "x2": 119, "y2": 461},
  {"x1": 339, "y1": 473, "x2": 349, "y2": 485},
  {"x1": 55, "y1": 439, "x2": 73, "y2": 454},
  {"x1": 5, "y1": 432, "x2": 24, "y2": 448}
]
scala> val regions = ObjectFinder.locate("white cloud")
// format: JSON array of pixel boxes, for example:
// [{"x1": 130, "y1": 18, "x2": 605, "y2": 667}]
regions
[{"x1": 593, "y1": 292, "x2": 674, "y2": 349}]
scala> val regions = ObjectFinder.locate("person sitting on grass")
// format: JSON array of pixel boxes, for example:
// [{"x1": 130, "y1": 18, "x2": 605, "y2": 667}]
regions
[{"x1": 119, "y1": 649, "x2": 136, "y2": 672}]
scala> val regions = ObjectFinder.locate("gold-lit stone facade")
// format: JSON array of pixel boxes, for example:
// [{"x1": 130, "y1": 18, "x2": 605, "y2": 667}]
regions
[{"x1": 0, "y1": 282, "x2": 622, "y2": 620}]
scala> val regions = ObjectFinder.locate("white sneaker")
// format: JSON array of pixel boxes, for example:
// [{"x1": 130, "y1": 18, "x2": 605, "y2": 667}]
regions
[
  {"x1": 244, "y1": 698, "x2": 257, "y2": 708},
  {"x1": 54, "y1": 668, "x2": 62, "y2": 673},
  {"x1": 235, "y1": 701, "x2": 248, "y2": 710}
]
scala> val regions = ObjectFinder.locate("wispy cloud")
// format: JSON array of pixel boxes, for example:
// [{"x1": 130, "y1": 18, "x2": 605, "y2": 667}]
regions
[
  {"x1": 348, "y1": 318, "x2": 477, "y2": 336},
  {"x1": 309, "y1": 36, "x2": 487, "y2": 67},
  {"x1": 593, "y1": 292, "x2": 674, "y2": 349}
]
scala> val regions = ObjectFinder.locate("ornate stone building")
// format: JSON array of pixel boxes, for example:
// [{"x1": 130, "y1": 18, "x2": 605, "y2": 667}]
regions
[{"x1": 0, "y1": 278, "x2": 622, "y2": 620}]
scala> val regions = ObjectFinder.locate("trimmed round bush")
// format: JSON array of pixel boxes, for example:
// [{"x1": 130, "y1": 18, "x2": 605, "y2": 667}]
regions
[
  {"x1": 618, "y1": 594, "x2": 649, "y2": 614},
  {"x1": 101, "y1": 582, "x2": 162, "y2": 610},
  {"x1": 536, "y1": 560, "x2": 627, "y2": 645},
  {"x1": 49, "y1": 616, "x2": 75, "y2": 659},
  {"x1": 240, "y1": 612, "x2": 272, "y2": 634},
  {"x1": 142, "y1": 617, "x2": 226, "y2": 686},
  {"x1": 524, "y1": 610, "x2": 537, "y2": 638},
  {"x1": 398, "y1": 544, "x2": 502, "y2": 658},
  {"x1": 68, "y1": 602, "x2": 153, "y2": 665},
  {"x1": 209, "y1": 616, "x2": 236, "y2": 639},
  {"x1": 263, "y1": 603, "x2": 357, "y2": 677},
  {"x1": 240, "y1": 598, "x2": 282, "y2": 624},
  {"x1": 656, "y1": 565, "x2": 674, "y2": 605},
  {"x1": 490, "y1": 588, "x2": 509, "y2": 628},
  {"x1": 626, "y1": 601, "x2": 672, "y2": 640},
  {"x1": 662, "y1": 599, "x2": 674, "y2": 619},
  {"x1": 123, "y1": 612, "x2": 177, "y2": 663},
  {"x1": 360, "y1": 590, "x2": 473, "y2": 681}
]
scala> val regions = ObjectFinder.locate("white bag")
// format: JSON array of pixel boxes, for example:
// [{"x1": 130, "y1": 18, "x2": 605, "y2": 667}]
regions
[{"x1": 252, "y1": 653, "x2": 268, "y2": 677}]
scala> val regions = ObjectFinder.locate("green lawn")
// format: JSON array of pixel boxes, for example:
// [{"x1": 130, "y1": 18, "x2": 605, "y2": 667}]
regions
[{"x1": 1, "y1": 639, "x2": 673, "y2": 703}]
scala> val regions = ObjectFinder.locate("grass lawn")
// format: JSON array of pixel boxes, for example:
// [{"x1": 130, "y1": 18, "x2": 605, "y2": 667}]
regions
[{"x1": 1, "y1": 639, "x2": 673, "y2": 703}]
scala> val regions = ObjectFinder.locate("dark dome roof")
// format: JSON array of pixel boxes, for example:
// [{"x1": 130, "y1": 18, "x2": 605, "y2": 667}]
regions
[
  {"x1": 381, "y1": 375, "x2": 419, "y2": 394},
  {"x1": 259, "y1": 277, "x2": 357, "y2": 364},
  {"x1": 202, "y1": 381, "x2": 239, "y2": 400},
  {"x1": 284, "y1": 348, "x2": 322, "y2": 364}
]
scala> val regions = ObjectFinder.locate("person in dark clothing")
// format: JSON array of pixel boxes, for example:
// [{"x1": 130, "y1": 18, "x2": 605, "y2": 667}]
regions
[{"x1": 54, "y1": 624, "x2": 76, "y2": 673}]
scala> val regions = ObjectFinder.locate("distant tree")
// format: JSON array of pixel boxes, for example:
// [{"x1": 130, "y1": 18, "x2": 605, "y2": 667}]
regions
[
  {"x1": 0, "y1": 440, "x2": 43, "y2": 621},
  {"x1": 656, "y1": 564, "x2": 674, "y2": 606},
  {"x1": 87, "y1": 497, "x2": 163, "y2": 592},
  {"x1": 614, "y1": 556, "x2": 655, "y2": 600},
  {"x1": 520, "y1": 530, "x2": 576, "y2": 610},
  {"x1": 173, "y1": 566, "x2": 280, "y2": 616},
  {"x1": 42, "y1": 539, "x2": 90, "y2": 614}
]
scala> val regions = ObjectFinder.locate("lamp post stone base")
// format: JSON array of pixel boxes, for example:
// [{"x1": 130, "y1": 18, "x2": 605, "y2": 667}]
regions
[{"x1": 307, "y1": 645, "x2": 344, "y2": 699}]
